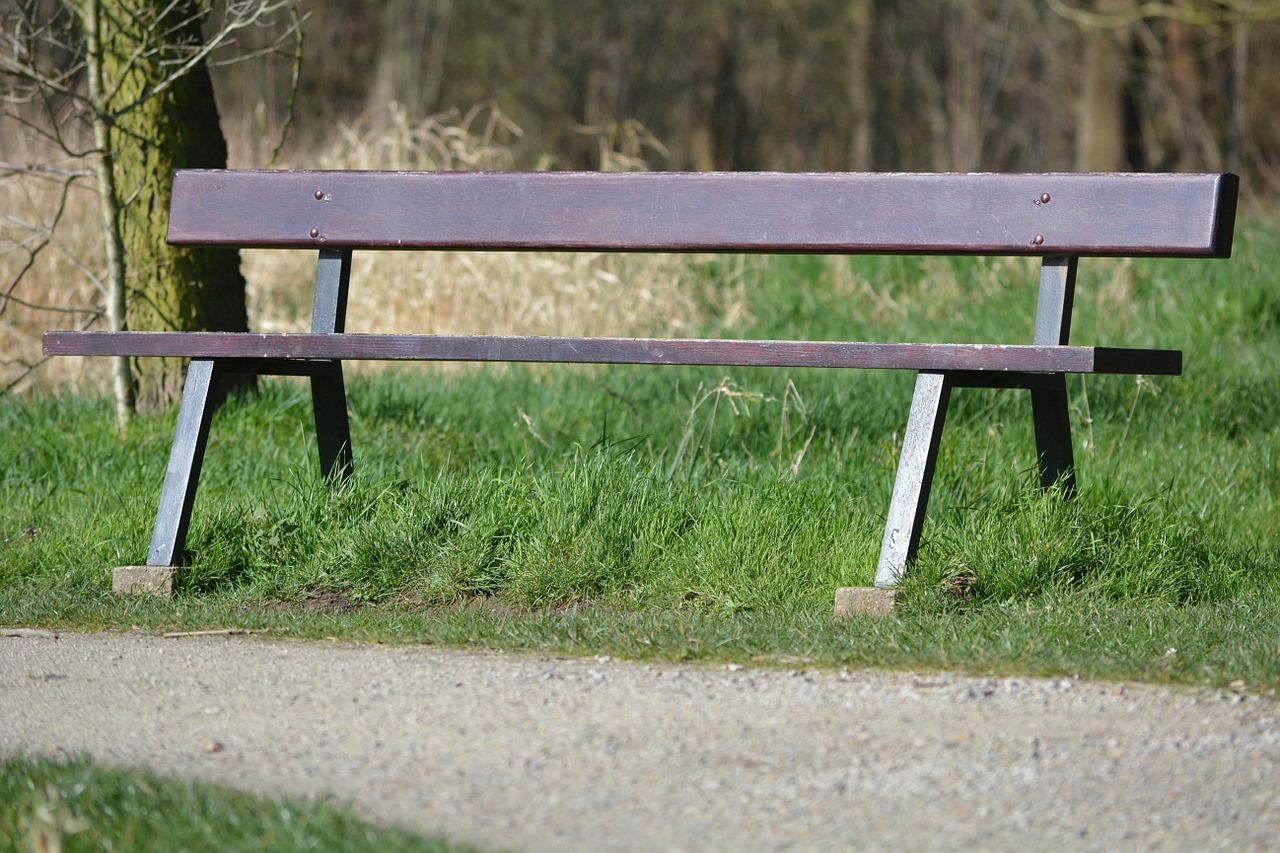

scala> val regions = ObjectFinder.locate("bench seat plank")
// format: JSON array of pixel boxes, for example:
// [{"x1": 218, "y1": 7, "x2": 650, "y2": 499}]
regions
[
  {"x1": 44, "y1": 331, "x2": 1181, "y2": 375},
  {"x1": 167, "y1": 170, "x2": 1237, "y2": 258}
]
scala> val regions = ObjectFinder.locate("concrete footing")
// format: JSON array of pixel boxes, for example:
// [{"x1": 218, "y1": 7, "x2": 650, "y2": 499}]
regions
[
  {"x1": 113, "y1": 566, "x2": 175, "y2": 599},
  {"x1": 834, "y1": 586, "x2": 899, "y2": 617}
]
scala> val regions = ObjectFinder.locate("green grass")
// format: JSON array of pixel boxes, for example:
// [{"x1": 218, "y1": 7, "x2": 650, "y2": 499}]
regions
[
  {"x1": 0, "y1": 755, "x2": 483, "y2": 852},
  {"x1": 2, "y1": 221, "x2": 1279, "y2": 692}
]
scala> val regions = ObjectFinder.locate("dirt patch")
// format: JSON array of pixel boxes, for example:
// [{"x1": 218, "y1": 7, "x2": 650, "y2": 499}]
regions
[
  {"x1": 268, "y1": 587, "x2": 359, "y2": 614},
  {"x1": 269, "y1": 589, "x2": 534, "y2": 618}
]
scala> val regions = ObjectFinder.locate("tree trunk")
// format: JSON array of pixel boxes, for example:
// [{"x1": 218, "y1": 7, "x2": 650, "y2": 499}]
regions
[
  {"x1": 709, "y1": 10, "x2": 758, "y2": 170},
  {"x1": 845, "y1": 0, "x2": 874, "y2": 171},
  {"x1": 83, "y1": 0, "x2": 136, "y2": 431},
  {"x1": 102, "y1": 0, "x2": 250, "y2": 412},
  {"x1": 1226, "y1": 19, "x2": 1247, "y2": 174},
  {"x1": 1075, "y1": 3, "x2": 1132, "y2": 171},
  {"x1": 368, "y1": 0, "x2": 453, "y2": 123}
]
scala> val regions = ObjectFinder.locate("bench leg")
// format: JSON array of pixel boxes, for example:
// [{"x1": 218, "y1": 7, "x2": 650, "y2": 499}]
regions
[
  {"x1": 309, "y1": 248, "x2": 354, "y2": 482},
  {"x1": 142, "y1": 249, "x2": 356, "y2": 569},
  {"x1": 1031, "y1": 376, "x2": 1077, "y2": 494},
  {"x1": 1030, "y1": 256, "x2": 1078, "y2": 495},
  {"x1": 147, "y1": 359, "x2": 222, "y2": 567},
  {"x1": 875, "y1": 371, "x2": 952, "y2": 587},
  {"x1": 310, "y1": 361, "x2": 353, "y2": 481}
]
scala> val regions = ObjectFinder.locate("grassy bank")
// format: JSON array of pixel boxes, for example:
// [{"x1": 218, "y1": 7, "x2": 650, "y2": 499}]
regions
[
  {"x1": 2, "y1": 222, "x2": 1278, "y2": 690},
  {"x1": 0, "y1": 755, "x2": 480, "y2": 852}
]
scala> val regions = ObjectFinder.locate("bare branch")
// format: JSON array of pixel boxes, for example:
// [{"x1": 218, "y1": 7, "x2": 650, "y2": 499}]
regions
[
  {"x1": 0, "y1": 297, "x2": 101, "y2": 397},
  {"x1": 0, "y1": 288, "x2": 104, "y2": 316},
  {"x1": 105, "y1": 0, "x2": 301, "y2": 119},
  {"x1": 0, "y1": 108, "x2": 98, "y2": 160},
  {"x1": 1, "y1": 357, "x2": 53, "y2": 396},
  {"x1": 0, "y1": 54, "x2": 87, "y2": 105},
  {"x1": 0, "y1": 241, "x2": 42, "y2": 319},
  {"x1": 1, "y1": 169, "x2": 104, "y2": 325},
  {"x1": 0, "y1": 161, "x2": 94, "y2": 179},
  {"x1": 267, "y1": 1, "x2": 304, "y2": 167},
  {"x1": 0, "y1": 2, "x2": 87, "y2": 98}
]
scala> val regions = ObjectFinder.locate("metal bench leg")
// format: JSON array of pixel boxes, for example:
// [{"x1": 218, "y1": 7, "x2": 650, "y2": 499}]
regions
[
  {"x1": 309, "y1": 247, "x2": 354, "y2": 482},
  {"x1": 311, "y1": 362, "x2": 353, "y2": 481},
  {"x1": 1029, "y1": 253, "x2": 1080, "y2": 491},
  {"x1": 147, "y1": 359, "x2": 222, "y2": 567},
  {"x1": 875, "y1": 371, "x2": 953, "y2": 587},
  {"x1": 1031, "y1": 376, "x2": 1077, "y2": 494},
  {"x1": 1031, "y1": 255, "x2": 1078, "y2": 494}
]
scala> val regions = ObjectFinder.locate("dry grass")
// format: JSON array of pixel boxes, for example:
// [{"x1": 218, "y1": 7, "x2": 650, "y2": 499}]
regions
[
  {"x1": 0, "y1": 126, "x2": 109, "y2": 395},
  {"x1": 2, "y1": 104, "x2": 713, "y2": 392}
]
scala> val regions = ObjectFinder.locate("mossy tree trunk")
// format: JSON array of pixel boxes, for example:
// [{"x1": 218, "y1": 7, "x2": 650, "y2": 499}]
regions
[{"x1": 98, "y1": 0, "x2": 250, "y2": 413}]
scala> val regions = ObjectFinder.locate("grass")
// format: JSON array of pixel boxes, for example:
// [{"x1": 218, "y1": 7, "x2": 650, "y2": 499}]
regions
[
  {"x1": 1, "y1": 221, "x2": 1279, "y2": 695},
  {"x1": 0, "y1": 755, "x2": 483, "y2": 852}
]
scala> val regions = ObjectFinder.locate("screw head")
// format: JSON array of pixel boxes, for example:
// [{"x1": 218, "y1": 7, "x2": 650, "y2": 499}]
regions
[
  {"x1": 309, "y1": 227, "x2": 319, "y2": 238},
  {"x1": 1040, "y1": 192, "x2": 1051, "y2": 204},
  {"x1": 315, "y1": 189, "x2": 325, "y2": 200},
  {"x1": 1032, "y1": 233, "x2": 1045, "y2": 246}
]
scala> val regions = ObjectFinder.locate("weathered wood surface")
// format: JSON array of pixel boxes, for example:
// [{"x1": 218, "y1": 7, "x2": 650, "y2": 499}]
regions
[
  {"x1": 44, "y1": 331, "x2": 1182, "y2": 375},
  {"x1": 167, "y1": 170, "x2": 1238, "y2": 258}
]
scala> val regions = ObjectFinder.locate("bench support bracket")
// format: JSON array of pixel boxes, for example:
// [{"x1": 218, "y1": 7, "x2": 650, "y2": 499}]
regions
[
  {"x1": 872, "y1": 257, "x2": 1080, "y2": 588},
  {"x1": 875, "y1": 370, "x2": 953, "y2": 587},
  {"x1": 143, "y1": 249, "x2": 356, "y2": 568},
  {"x1": 147, "y1": 359, "x2": 221, "y2": 566},
  {"x1": 309, "y1": 249, "x2": 354, "y2": 481},
  {"x1": 1030, "y1": 256, "x2": 1078, "y2": 493}
]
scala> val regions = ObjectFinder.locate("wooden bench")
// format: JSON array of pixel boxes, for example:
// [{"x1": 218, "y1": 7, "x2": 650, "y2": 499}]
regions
[{"x1": 44, "y1": 170, "x2": 1238, "y2": 602}]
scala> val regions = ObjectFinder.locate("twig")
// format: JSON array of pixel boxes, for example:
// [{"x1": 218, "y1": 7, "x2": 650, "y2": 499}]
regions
[
  {"x1": 267, "y1": 1, "x2": 304, "y2": 168},
  {"x1": 161, "y1": 628, "x2": 274, "y2": 639},
  {"x1": 0, "y1": 160, "x2": 94, "y2": 179},
  {"x1": 1, "y1": 355, "x2": 52, "y2": 396}
]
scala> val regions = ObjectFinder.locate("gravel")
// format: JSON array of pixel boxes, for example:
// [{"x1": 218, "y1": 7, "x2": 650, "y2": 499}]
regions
[{"x1": 2, "y1": 631, "x2": 1278, "y2": 852}]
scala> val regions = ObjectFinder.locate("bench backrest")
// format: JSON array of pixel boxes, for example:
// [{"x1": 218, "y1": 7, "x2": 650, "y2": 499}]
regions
[{"x1": 167, "y1": 170, "x2": 1238, "y2": 258}]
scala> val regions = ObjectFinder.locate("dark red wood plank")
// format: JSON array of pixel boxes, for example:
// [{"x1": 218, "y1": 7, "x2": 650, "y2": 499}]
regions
[
  {"x1": 43, "y1": 332, "x2": 1182, "y2": 375},
  {"x1": 166, "y1": 170, "x2": 1237, "y2": 258}
]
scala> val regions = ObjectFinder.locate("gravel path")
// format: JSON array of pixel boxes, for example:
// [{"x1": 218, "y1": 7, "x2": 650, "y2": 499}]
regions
[{"x1": 2, "y1": 631, "x2": 1278, "y2": 852}]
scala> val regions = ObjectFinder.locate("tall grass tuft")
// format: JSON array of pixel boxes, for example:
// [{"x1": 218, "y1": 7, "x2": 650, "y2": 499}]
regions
[{"x1": 909, "y1": 478, "x2": 1264, "y2": 608}]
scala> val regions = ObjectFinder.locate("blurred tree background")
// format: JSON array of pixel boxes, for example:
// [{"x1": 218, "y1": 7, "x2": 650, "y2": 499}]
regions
[
  {"x1": 214, "y1": 0, "x2": 1280, "y2": 197},
  {"x1": 2, "y1": 0, "x2": 1279, "y2": 402}
]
